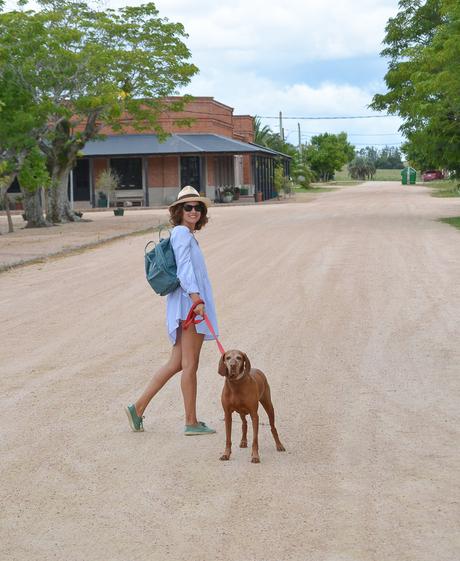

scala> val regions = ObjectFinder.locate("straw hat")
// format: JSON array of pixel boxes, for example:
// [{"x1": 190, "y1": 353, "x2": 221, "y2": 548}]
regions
[{"x1": 169, "y1": 186, "x2": 211, "y2": 209}]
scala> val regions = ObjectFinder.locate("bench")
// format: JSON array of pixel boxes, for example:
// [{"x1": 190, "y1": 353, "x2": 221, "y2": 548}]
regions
[{"x1": 115, "y1": 190, "x2": 144, "y2": 207}]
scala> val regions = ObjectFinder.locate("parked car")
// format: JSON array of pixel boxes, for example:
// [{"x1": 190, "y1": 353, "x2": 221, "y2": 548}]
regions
[{"x1": 422, "y1": 170, "x2": 444, "y2": 181}]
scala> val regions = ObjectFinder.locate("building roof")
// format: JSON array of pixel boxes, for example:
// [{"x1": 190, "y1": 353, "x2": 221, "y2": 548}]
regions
[
  {"x1": 81, "y1": 133, "x2": 291, "y2": 158},
  {"x1": 248, "y1": 142, "x2": 294, "y2": 158}
]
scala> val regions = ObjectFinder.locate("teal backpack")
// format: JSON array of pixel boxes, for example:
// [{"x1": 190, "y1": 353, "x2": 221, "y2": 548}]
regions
[{"x1": 144, "y1": 228, "x2": 180, "y2": 296}]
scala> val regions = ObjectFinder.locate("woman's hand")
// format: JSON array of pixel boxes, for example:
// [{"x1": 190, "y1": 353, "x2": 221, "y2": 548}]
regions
[
  {"x1": 194, "y1": 303, "x2": 205, "y2": 317},
  {"x1": 190, "y1": 293, "x2": 205, "y2": 317}
]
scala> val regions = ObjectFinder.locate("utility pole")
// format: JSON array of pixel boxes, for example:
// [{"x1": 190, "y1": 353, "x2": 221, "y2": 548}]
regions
[
  {"x1": 298, "y1": 122, "x2": 302, "y2": 154},
  {"x1": 279, "y1": 111, "x2": 284, "y2": 142}
]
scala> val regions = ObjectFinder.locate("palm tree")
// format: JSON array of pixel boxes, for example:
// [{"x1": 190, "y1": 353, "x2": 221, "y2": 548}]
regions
[{"x1": 253, "y1": 117, "x2": 272, "y2": 146}]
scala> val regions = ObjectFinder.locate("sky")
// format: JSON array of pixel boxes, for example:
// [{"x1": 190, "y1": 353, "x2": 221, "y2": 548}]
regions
[
  {"x1": 4, "y1": 0, "x2": 404, "y2": 151},
  {"x1": 151, "y1": 0, "x2": 404, "y2": 151}
]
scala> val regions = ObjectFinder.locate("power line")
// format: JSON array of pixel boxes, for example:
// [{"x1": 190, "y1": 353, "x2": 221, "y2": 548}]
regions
[
  {"x1": 352, "y1": 142, "x2": 403, "y2": 146},
  {"x1": 298, "y1": 132, "x2": 401, "y2": 137},
  {"x1": 284, "y1": 129, "x2": 403, "y2": 145},
  {"x1": 260, "y1": 115, "x2": 392, "y2": 120}
]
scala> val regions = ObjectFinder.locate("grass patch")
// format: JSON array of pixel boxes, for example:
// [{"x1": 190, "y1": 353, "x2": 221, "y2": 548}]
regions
[
  {"x1": 374, "y1": 169, "x2": 406, "y2": 181},
  {"x1": 421, "y1": 179, "x2": 460, "y2": 197},
  {"x1": 313, "y1": 180, "x2": 362, "y2": 188},
  {"x1": 439, "y1": 217, "x2": 460, "y2": 230},
  {"x1": 333, "y1": 167, "x2": 355, "y2": 182},
  {"x1": 334, "y1": 166, "x2": 420, "y2": 182}
]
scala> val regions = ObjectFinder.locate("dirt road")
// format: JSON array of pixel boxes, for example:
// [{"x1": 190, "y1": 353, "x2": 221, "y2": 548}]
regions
[{"x1": 1, "y1": 182, "x2": 459, "y2": 561}]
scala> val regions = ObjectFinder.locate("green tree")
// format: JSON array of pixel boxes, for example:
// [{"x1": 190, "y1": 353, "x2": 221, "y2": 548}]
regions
[
  {"x1": 375, "y1": 146, "x2": 403, "y2": 169},
  {"x1": 95, "y1": 169, "x2": 120, "y2": 208},
  {"x1": 252, "y1": 117, "x2": 298, "y2": 157},
  {"x1": 348, "y1": 156, "x2": 376, "y2": 180},
  {"x1": 291, "y1": 148, "x2": 314, "y2": 188},
  {"x1": 0, "y1": 64, "x2": 50, "y2": 230},
  {"x1": 357, "y1": 146, "x2": 403, "y2": 169},
  {"x1": 273, "y1": 163, "x2": 288, "y2": 197},
  {"x1": 0, "y1": 1, "x2": 198, "y2": 223},
  {"x1": 371, "y1": 0, "x2": 460, "y2": 176},
  {"x1": 265, "y1": 134, "x2": 298, "y2": 158},
  {"x1": 253, "y1": 117, "x2": 272, "y2": 146},
  {"x1": 304, "y1": 132, "x2": 355, "y2": 181},
  {"x1": 0, "y1": 162, "x2": 15, "y2": 233},
  {"x1": 18, "y1": 147, "x2": 51, "y2": 227}
]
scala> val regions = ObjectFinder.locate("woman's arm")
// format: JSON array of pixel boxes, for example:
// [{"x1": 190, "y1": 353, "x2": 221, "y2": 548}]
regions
[{"x1": 171, "y1": 227, "x2": 204, "y2": 315}]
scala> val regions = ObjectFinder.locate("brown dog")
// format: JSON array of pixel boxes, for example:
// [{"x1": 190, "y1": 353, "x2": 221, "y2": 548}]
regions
[{"x1": 218, "y1": 349, "x2": 285, "y2": 463}]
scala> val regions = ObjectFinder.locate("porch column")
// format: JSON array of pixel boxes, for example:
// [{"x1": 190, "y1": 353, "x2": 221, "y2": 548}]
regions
[
  {"x1": 89, "y1": 159, "x2": 95, "y2": 207},
  {"x1": 200, "y1": 155, "x2": 208, "y2": 196},
  {"x1": 142, "y1": 156, "x2": 149, "y2": 207}
]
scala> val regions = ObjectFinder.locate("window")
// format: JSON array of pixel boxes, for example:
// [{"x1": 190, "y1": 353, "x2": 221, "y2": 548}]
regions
[
  {"x1": 72, "y1": 159, "x2": 90, "y2": 201},
  {"x1": 110, "y1": 158, "x2": 142, "y2": 190}
]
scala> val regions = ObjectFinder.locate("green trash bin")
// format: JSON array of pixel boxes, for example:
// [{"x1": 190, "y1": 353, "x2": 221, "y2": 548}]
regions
[
  {"x1": 401, "y1": 169, "x2": 408, "y2": 185},
  {"x1": 401, "y1": 167, "x2": 416, "y2": 185}
]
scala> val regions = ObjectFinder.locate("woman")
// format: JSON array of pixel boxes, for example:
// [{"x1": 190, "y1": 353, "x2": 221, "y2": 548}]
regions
[{"x1": 125, "y1": 186, "x2": 218, "y2": 436}]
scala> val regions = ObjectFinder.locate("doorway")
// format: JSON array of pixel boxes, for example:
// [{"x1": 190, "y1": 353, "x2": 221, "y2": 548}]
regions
[{"x1": 180, "y1": 156, "x2": 202, "y2": 191}]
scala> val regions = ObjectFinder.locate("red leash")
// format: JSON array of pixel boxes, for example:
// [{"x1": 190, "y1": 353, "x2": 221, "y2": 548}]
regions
[{"x1": 183, "y1": 300, "x2": 225, "y2": 355}]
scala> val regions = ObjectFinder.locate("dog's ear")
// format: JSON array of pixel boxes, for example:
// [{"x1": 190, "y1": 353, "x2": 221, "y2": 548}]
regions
[
  {"x1": 218, "y1": 353, "x2": 228, "y2": 377},
  {"x1": 241, "y1": 352, "x2": 251, "y2": 376}
]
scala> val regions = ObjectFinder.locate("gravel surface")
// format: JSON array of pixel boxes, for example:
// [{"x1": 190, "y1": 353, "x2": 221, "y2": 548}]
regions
[
  {"x1": 0, "y1": 209, "x2": 168, "y2": 269},
  {"x1": 1, "y1": 182, "x2": 459, "y2": 561}
]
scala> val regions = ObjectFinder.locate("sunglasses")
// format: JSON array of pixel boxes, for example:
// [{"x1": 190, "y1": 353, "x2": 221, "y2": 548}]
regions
[{"x1": 183, "y1": 203, "x2": 204, "y2": 212}]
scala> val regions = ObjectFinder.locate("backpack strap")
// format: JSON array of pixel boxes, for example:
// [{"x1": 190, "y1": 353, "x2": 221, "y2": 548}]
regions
[
  {"x1": 158, "y1": 225, "x2": 171, "y2": 241},
  {"x1": 144, "y1": 240, "x2": 155, "y2": 254},
  {"x1": 144, "y1": 225, "x2": 171, "y2": 254}
]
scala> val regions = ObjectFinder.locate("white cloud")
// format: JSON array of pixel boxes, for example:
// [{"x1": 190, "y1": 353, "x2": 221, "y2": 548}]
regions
[
  {"x1": 2, "y1": 0, "x2": 404, "y2": 147},
  {"x1": 151, "y1": 0, "x2": 404, "y2": 146},
  {"x1": 184, "y1": 69, "x2": 404, "y2": 146},
  {"x1": 155, "y1": 0, "x2": 398, "y2": 62}
]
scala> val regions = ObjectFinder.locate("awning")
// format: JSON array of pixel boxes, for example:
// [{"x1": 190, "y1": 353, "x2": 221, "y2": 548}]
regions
[{"x1": 81, "y1": 133, "x2": 291, "y2": 158}]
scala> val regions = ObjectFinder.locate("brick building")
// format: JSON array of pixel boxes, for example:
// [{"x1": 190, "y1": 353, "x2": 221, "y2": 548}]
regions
[{"x1": 72, "y1": 97, "x2": 291, "y2": 207}]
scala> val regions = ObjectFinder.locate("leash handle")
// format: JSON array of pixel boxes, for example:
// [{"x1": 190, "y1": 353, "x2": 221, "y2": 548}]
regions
[
  {"x1": 183, "y1": 301, "x2": 225, "y2": 355},
  {"x1": 183, "y1": 300, "x2": 205, "y2": 327}
]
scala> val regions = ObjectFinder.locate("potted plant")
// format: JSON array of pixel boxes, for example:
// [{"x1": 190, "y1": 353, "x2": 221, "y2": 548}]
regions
[
  {"x1": 97, "y1": 191, "x2": 107, "y2": 208},
  {"x1": 222, "y1": 187, "x2": 233, "y2": 203},
  {"x1": 95, "y1": 169, "x2": 120, "y2": 208},
  {"x1": 113, "y1": 207, "x2": 124, "y2": 216},
  {"x1": 15, "y1": 195, "x2": 24, "y2": 210}
]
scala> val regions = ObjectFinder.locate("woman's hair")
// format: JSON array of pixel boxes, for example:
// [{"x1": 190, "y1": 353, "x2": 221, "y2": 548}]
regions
[{"x1": 169, "y1": 203, "x2": 208, "y2": 230}]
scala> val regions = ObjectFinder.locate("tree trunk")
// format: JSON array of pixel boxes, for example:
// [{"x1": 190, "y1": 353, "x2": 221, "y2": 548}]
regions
[
  {"x1": 24, "y1": 188, "x2": 49, "y2": 228},
  {"x1": 1, "y1": 189, "x2": 14, "y2": 233},
  {"x1": 47, "y1": 167, "x2": 79, "y2": 223}
]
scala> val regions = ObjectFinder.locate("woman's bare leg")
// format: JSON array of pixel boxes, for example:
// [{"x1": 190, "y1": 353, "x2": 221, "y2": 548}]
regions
[
  {"x1": 180, "y1": 323, "x2": 204, "y2": 426},
  {"x1": 134, "y1": 330, "x2": 183, "y2": 417}
]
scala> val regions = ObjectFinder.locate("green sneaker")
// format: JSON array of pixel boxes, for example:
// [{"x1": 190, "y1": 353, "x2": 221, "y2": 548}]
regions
[
  {"x1": 125, "y1": 404, "x2": 144, "y2": 432},
  {"x1": 184, "y1": 421, "x2": 216, "y2": 436}
]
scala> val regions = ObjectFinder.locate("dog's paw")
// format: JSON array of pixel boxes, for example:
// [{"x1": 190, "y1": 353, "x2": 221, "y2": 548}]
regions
[
  {"x1": 251, "y1": 457, "x2": 260, "y2": 464},
  {"x1": 277, "y1": 444, "x2": 286, "y2": 452},
  {"x1": 219, "y1": 454, "x2": 230, "y2": 461},
  {"x1": 239, "y1": 440, "x2": 247, "y2": 448}
]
